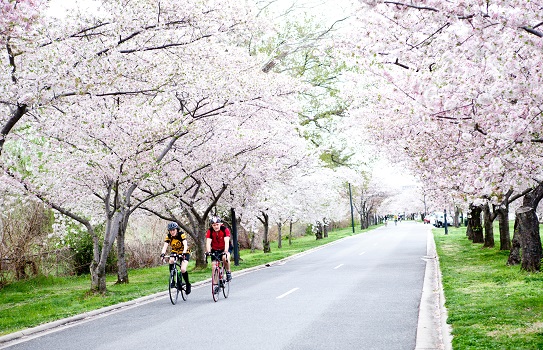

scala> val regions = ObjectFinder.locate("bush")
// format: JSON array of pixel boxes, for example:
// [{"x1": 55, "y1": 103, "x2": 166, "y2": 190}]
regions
[
  {"x1": 64, "y1": 223, "x2": 116, "y2": 275},
  {"x1": 0, "y1": 200, "x2": 52, "y2": 285}
]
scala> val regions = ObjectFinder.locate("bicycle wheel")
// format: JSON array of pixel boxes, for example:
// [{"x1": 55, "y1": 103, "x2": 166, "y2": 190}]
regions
[
  {"x1": 169, "y1": 269, "x2": 179, "y2": 305},
  {"x1": 212, "y1": 266, "x2": 220, "y2": 302},
  {"x1": 222, "y1": 266, "x2": 230, "y2": 299}
]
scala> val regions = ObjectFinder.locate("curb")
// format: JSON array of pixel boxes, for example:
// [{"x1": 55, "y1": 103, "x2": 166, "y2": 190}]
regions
[{"x1": 415, "y1": 228, "x2": 453, "y2": 350}]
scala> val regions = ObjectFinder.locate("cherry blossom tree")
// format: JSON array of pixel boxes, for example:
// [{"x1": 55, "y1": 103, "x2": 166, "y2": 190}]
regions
[
  {"x1": 347, "y1": 1, "x2": 543, "y2": 271},
  {"x1": 3, "y1": 0, "x2": 308, "y2": 292},
  {"x1": 0, "y1": 0, "x2": 44, "y2": 156},
  {"x1": 139, "y1": 105, "x2": 309, "y2": 267}
]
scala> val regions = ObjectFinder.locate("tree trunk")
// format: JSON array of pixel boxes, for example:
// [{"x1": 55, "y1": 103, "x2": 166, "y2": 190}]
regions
[
  {"x1": 116, "y1": 218, "x2": 129, "y2": 284},
  {"x1": 250, "y1": 231, "x2": 255, "y2": 253},
  {"x1": 277, "y1": 221, "x2": 282, "y2": 248},
  {"x1": 466, "y1": 218, "x2": 473, "y2": 240},
  {"x1": 454, "y1": 206, "x2": 460, "y2": 228},
  {"x1": 193, "y1": 220, "x2": 208, "y2": 270},
  {"x1": 507, "y1": 219, "x2": 521, "y2": 266},
  {"x1": 90, "y1": 210, "x2": 122, "y2": 293},
  {"x1": 289, "y1": 220, "x2": 293, "y2": 246},
  {"x1": 263, "y1": 240, "x2": 270, "y2": 252},
  {"x1": 469, "y1": 204, "x2": 484, "y2": 243},
  {"x1": 517, "y1": 206, "x2": 541, "y2": 272},
  {"x1": 323, "y1": 218, "x2": 328, "y2": 238},
  {"x1": 466, "y1": 203, "x2": 474, "y2": 240},
  {"x1": 181, "y1": 215, "x2": 207, "y2": 270},
  {"x1": 116, "y1": 231, "x2": 128, "y2": 284},
  {"x1": 482, "y1": 203, "x2": 495, "y2": 248},
  {"x1": 516, "y1": 182, "x2": 543, "y2": 272},
  {"x1": 496, "y1": 206, "x2": 511, "y2": 251},
  {"x1": 260, "y1": 212, "x2": 271, "y2": 253},
  {"x1": 90, "y1": 239, "x2": 114, "y2": 293}
]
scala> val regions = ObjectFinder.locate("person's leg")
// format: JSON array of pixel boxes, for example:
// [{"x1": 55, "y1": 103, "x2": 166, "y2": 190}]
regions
[
  {"x1": 224, "y1": 254, "x2": 232, "y2": 281},
  {"x1": 168, "y1": 260, "x2": 175, "y2": 288},
  {"x1": 180, "y1": 259, "x2": 188, "y2": 274},
  {"x1": 181, "y1": 257, "x2": 191, "y2": 293}
]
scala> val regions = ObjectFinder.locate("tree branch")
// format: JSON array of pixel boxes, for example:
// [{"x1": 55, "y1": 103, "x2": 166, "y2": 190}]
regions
[
  {"x1": 0, "y1": 104, "x2": 27, "y2": 155},
  {"x1": 521, "y1": 26, "x2": 543, "y2": 38},
  {"x1": 393, "y1": 58, "x2": 410, "y2": 69},
  {"x1": 118, "y1": 35, "x2": 212, "y2": 54},
  {"x1": 384, "y1": 1, "x2": 438, "y2": 12}
]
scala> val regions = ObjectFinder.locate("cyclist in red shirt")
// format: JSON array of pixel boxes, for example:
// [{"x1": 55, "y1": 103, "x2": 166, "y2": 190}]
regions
[{"x1": 205, "y1": 216, "x2": 232, "y2": 281}]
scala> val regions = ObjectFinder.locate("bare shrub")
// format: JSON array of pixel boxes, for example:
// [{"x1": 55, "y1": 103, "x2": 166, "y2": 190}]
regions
[
  {"x1": 125, "y1": 215, "x2": 201, "y2": 269},
  {"x1": 124, "y1": 216, "x2": 180, "y2": 269},
  {"x1": 0, "y1": 200, "x2": 51, "y2": 284}
]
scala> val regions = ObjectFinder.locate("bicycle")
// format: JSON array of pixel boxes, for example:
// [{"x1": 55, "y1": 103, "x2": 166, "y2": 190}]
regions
[
  {"x1": 205, "y1": 251, "x2": 229, "y2": 302},
  {"x1": 164, "y1": 253, "x2": 187, "y2": 304}
]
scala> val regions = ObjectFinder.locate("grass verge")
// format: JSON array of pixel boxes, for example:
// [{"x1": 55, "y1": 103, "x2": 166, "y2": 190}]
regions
[
  {"x1": 434, "y1": 224, "x2": 543, "y2": 349},
  {"x1": 0, "y1": 226, "x2": 366, "y2": 336}
]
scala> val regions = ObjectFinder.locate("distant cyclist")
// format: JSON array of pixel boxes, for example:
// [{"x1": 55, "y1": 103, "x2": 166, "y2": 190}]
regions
[
  {"x1": 205, "y1": 216, "x2": 232, "y2": 282},
  {"x1": 160, "y1": 222, "x2": 191, "y2": 294}
]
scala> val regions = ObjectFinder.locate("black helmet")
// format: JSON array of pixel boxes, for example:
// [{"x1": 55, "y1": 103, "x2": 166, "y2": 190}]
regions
[
  {"x1": 167, "y1": 222, "x2": 179, "y2": 231},
  {"x1": 209, "y1": 216, "x2": 222, "y2": 225}
]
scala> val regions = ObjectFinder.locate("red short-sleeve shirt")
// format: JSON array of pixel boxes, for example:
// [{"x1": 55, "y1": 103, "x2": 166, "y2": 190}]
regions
[{"x1": 206, "y1": 226, "x2": 231, "y2": 251}]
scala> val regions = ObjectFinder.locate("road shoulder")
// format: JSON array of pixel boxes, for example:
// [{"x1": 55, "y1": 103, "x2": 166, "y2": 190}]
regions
[{"x1": 415, "y1": 227, "x2": 453, "y2": 350}]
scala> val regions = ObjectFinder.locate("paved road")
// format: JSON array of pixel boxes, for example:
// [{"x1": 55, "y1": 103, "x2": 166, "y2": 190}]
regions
[{"x1": 1, "y1": 222, "x2": 449, "y2": 350}]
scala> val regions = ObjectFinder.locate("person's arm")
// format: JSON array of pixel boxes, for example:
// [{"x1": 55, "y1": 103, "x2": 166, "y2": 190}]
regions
[
  {"x1": 160, "y1": 242, "x2": 169, "y2": 261},
  {"x1": 206, "y1": 238, "x2": 212, "y2": 253},
  {"x1": 223, "y1": 236, "x2": 230, "y2": 254},
  {"x1": 182, "y1": 239, "x2": 188, "y2": 254}
]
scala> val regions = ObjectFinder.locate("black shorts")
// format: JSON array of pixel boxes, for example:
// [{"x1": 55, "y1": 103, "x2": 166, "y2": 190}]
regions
[
  {"x1": 172, "y1": 253, "x2": 190, "y2": 261},
  {"x1": 210, "y1": 250, "x2": 226, "y2": 262}
]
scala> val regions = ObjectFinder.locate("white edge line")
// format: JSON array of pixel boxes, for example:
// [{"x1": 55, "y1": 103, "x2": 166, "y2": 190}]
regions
[
  {"x1": 276, "y1": 287, "x2": 299, "y2": 299},
  {"x1": 333, "y1": 264, "x2": 344, "y2": 269}
]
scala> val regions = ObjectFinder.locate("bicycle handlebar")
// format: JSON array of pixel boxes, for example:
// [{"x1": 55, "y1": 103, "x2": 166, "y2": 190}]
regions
[
  {"x1": 205, "y1": 251, "x2": 226, "y2": 257},
  {"x1": 204, "y1": 251, "x2": 226, "y2": 261},
  {"x1": 163, "y1": 253, "x2": 186, "y2": 261}
]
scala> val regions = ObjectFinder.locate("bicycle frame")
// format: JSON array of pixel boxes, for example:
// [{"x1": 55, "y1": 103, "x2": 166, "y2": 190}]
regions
[
  {"x1": 164, "y1": 254, "x2": 187, "y2": 304},
  {"x1": 207, "y1": 252, "x2": 229, "y2": 302}
]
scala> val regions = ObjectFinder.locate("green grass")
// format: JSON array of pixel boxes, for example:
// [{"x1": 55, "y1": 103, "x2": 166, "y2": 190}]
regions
[
  {"x1": 0, "y1": 226, "x2": 366, "y2": 336},
  {"x1": 435, "y1": 224, "x2": 543, "y2": 349}
]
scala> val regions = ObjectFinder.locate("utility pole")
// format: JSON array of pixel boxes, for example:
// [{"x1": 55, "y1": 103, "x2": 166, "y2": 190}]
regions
[
  {"x1": 349, "y1": 183, "x2": 355, "y2": 233},
  {"x1": 444, "y1": 208, "x2": 448, "y2": 235},
  {"x1": 230, "y1": 207, "x2": 240, "y2": 265}
]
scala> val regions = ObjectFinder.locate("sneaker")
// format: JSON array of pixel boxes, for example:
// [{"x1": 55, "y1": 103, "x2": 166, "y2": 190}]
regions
[
  {"x1": 214, "y1": 286, "x2": 220, "y2": 294},
  {"x1": 226, "y1": 271, "x2": 232, "y2": 282},
  {"x1": 186, "y1": 283, "x2": 191, "y2": 295}
]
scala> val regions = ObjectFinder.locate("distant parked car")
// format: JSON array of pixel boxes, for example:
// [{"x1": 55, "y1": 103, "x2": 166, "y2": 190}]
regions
[
  {"x1": 430, "y1": 212, "x2": 451, "y2": 228},
  {"x1": 423, "y1": 216, "x2": 431, "y2": 224}
]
